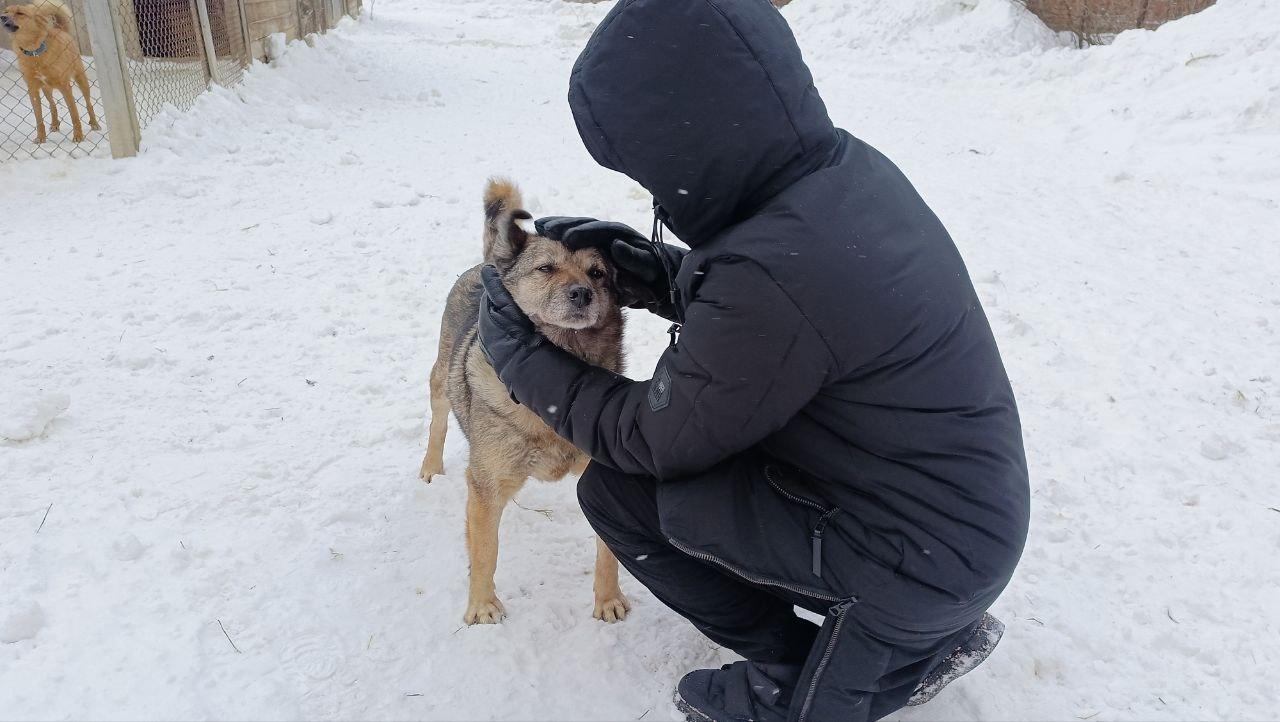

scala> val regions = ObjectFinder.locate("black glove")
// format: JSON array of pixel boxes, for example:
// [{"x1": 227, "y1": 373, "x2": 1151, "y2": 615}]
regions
[
  {"x1": 535, "y1": 216, "x2": 687, "y2": 322},
  {"x1": 477, "y1": 265, "x2": 543, "y2": 384}
]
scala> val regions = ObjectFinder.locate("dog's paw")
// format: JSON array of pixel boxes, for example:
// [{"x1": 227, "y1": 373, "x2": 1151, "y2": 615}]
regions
[
  {"x1": 463, "y1": 596, "x2": 506, "y2": 625},
  {"x1": 419, "y1": 457, "x2": 443, "y2": 482},
  {"x1": 593, "y1": 591, "x2": 631, "y2": 623},
  {"x1": 34, "y1": 134, "x2": 46, "y2": 145},
  {"x1": 90, "y1": 121, "x2": 101, "y2": 130},
  {"x1": 72, "y1": 131, "x2": 85, "y2": 143},
  {"x1": 50, "y1": 122, "x2": 60, "y2": 132}
]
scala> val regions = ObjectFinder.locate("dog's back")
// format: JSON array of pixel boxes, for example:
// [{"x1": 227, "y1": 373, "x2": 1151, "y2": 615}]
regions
[
  {"x1": 434, "y1": 179, "x2": 525, "y2": 371},
  {"x1": 432, "y1": 180, "x2": 529, "y2": 440}
]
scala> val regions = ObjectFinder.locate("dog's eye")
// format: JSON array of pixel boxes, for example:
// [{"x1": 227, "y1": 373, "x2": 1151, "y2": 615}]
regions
[
  {"x1": 588, "y1": 268, "x2": 605, "y2": 280},
  {"x1": 536, "y1": 264, "x2": 554, "y2": 273}
]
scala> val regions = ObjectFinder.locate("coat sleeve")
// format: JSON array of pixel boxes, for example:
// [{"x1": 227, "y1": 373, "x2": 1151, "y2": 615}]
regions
[{"x1": 498, "y1": 256, "x2": 833, "y2": 479}]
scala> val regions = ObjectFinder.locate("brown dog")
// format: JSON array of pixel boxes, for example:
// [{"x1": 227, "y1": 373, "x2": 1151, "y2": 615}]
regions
[
  {"x1": 2, "y1": 1, "x2": 100, "y2": 143},
  {"x1": 420, "y1": 178, "x2": 632, "y2": 625}
]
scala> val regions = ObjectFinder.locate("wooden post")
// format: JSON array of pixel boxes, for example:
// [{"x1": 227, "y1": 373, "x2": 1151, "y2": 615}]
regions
[
  {"x1": 83, "y1": 1, "x2": 139, "y2": 158},
  {"x1": 193, "y1": 0, "x2": 222, "y2": 84},
  {"x1": 234, "y1": 0, "x2": 253, "y2": 68}
]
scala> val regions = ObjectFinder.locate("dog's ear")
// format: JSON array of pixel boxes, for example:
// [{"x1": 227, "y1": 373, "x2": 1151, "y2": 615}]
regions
[
  {"x1": 487, "y1": 209, "x2": 531, "y2": 266},
  {"x1": 482, "y1": 178, "x2": 531, "y2": 266}
]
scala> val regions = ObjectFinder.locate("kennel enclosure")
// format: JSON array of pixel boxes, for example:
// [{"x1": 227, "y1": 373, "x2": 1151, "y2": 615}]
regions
[{"x1": 1, "y1": 0, "x2": 360, "y2": 162}]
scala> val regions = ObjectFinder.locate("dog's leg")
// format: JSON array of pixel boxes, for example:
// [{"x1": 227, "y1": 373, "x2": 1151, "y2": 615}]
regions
[
  {"x1": 58, "y1": 83, "x2": 84, "y2": 143},
  {"x1": 419, "y1": 359, "x2": 449, "y2": 481},
  {"x1": 592, "y1": 536, "x2": 631, "y2": 622},
  {"x1": 463, "y1": 467, "x2": 514, "y2": 624},
  {"x1": 42, "y1": 88, "x2": 59, "y2": 133},
  {"x1": 28, "y1": 84, "x2": 46, "y2": 144},
  {"x1": 74, "y1": 69, "x2": 100, "y2": 131}
]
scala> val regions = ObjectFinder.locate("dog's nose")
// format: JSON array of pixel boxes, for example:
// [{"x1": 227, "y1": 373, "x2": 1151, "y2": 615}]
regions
[{"x1": 568, "y1": 285, "x2": 593, "y2": 309}]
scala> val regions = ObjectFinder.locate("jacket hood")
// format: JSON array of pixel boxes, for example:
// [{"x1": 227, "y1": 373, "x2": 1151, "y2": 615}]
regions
[{"x1": 569, "y1": 0, "x2": 839, "y2": 244}]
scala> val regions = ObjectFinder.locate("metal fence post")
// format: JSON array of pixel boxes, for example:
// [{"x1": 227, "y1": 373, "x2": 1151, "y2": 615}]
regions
[
  {"x1": 83, "y1": 1, "x2": 140, "y2": 158},
  {"x1": 193, "y1": 0, "x2": 223, "y2": 85}
]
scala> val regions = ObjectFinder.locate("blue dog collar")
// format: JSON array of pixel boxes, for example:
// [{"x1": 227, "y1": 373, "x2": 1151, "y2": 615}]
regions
[{"x1": 21, "y1": 40, "x2": 47, "y2": 57}]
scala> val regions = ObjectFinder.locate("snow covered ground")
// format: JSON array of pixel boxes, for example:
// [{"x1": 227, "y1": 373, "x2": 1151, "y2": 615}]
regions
[{"x1": 2, "y1": 0, "x2": 1277, "y2": 719}]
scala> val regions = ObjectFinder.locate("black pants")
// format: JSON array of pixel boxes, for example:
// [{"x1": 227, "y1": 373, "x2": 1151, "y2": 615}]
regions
[
  {"x1": 578, "y1": 460, "x2": 971, "y2": 722},
  {"x1": 578, "y1": 463, "x2": 826, "y2": 665}
]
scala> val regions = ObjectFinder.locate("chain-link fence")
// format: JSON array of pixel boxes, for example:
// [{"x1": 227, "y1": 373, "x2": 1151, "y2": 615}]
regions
[
  {"x1": 118, "y1": 0, "x2": 211, "y2": 125},
  {"x1": 1, "y1": 0, "x2": 108, "y2": 160},
  {"x1": 207, "y1": 0, "x2": 248, "y2": 86},
  {"x1": 3, "y1": 0, "x2": 355, "y2": 162}
]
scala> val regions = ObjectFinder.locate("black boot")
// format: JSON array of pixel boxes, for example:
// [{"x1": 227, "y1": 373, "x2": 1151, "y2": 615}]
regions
[
  {"x1": 907, "y1": 612, "x2": 1005, "y2": 706},
  {"x1": 674, "y1": 660, "x2": 802, "y2": 722}
]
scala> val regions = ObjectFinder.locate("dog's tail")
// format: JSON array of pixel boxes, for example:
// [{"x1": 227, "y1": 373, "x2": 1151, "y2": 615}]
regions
[
  {"x1": 36, "y1": 0, "x2": 72, "y2": 31},
  {"x1": 483, "y1": 177, "x2": 531, "y2": 265}
]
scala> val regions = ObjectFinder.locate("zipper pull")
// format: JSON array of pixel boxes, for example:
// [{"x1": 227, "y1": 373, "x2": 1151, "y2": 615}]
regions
[
  {"x1": 668, "y1": 322, "x2": 681, "y2": 347},
  {"x1": 811, "y1": 530, "x2": 823, "y2": 578},
  {"x1": 810, "y1": 508, "x2": 841, "y2": 578}
]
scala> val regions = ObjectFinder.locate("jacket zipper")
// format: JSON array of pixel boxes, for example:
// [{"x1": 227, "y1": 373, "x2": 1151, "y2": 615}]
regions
[
  {"x1": 667, "y1": 536, "x2": 844, "y2": 603},
  {"x1": 764, "y1": 466, "x2": 841, "y2": 579},
  {"x1": 810, "y1": 507, "x2": 841, "y2": 578},
  {"x1": 764, "y1": 465, "x2": 827, "y2": 511},
  {"x1": 796, "y1": 600, "x2": 855, "y2": 722}
]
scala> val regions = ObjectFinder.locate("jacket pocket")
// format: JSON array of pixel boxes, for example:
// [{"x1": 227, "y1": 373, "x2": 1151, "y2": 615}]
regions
[
  {"x1": 657, "y1": 454, "x2": 846, "y2": 605},
  {"x1": 764, "y1": 464, "x2": 842, "y2": 581}
]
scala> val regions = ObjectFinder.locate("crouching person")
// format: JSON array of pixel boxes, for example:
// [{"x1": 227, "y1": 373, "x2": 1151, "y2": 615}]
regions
[{"x1": 474, "y1": 0, "x2": 1029, "y2": 719}]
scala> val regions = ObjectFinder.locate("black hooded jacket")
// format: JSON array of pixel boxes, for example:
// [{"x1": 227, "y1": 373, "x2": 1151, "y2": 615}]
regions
[{"x1": 499, "y1": 0, "x2": 1029, "y2": 632}]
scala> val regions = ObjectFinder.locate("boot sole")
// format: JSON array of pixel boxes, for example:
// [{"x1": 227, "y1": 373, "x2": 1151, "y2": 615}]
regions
[
  {"x1": 673, "y1": 690, "x2": 715, "y2": 722},
  {"x1": 907, "y1": 612, "x2": 1005, "y2": 706}
]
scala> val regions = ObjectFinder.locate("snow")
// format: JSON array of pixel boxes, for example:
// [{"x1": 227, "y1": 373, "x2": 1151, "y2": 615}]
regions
[
  {"x1": 1, "y1": 0, "x2": 1277, "y2": 719},
  {"x1": 0, "y1": 601, "x2": 45, "y2": 645},
  {"x1": 0, "y1": 390, "x2": 70, "y2": 442}
]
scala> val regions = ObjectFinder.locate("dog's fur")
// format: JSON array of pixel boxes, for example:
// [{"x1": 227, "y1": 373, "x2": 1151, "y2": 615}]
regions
[
  {"x1": 420, "y1": 178, "x2": 631, "y2": 625},
  {"x1": 1, "y1": 1, "x2": 99, "y2": 144}
]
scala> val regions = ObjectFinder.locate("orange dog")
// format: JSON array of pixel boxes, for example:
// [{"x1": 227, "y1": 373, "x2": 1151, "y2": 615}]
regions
[{"x1": 1, "y1": 1, "x2": 100, "y2": 143}]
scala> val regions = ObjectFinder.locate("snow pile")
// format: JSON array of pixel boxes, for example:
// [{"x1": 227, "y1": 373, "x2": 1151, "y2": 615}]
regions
[
  {"x1": 785, "y1": 0, "x2": 1068, "y2": 56},
  {"x1": 0, "y1": 390, "x2": 70, "y2": 441},
  {"x1": 1083, "y1": 0, "x2": 1279, "y2": 128},
  {"x1": 0, "y1": 0, "x2": 1276, "y2": 719}
]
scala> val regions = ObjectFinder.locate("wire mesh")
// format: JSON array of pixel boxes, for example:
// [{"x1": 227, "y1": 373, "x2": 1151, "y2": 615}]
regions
[
  {"x1": 1, "y1": 0, "x2": 107, "y2": 160},
  {"x1": 206, "y1": 0, "x2": 247, "y2": 86},
  {"x1": 116, "y1": 0, "x2": 210, "y2": 128}
]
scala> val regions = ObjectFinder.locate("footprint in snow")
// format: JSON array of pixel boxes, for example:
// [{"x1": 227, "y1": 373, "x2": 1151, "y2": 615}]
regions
[
  {"x1": 288, "y1": 105, "x2": 333, "y2": 131},
  {"x1": 0, "y1": 601, "x2": 45, "y2": 644},
  {"x1": 1199, "y1": 434, "x2": 1244, "y2": 461},
  {"x1": 280, "y1": 632, "x2": 345, "y2": 680}
]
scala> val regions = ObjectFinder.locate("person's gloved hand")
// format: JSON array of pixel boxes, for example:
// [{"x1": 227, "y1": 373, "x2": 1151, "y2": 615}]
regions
[
  {"x1": 477, "y1": 265, "x2": 543, "y2": 386},
  {"x1": 535, "y1": 216, "x2": 687, "y2": 321}
]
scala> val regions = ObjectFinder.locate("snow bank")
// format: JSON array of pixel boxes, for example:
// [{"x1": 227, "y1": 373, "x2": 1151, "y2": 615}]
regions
[{"x1": 784, "y1": 0, "x2": 1068, "y2": 56}]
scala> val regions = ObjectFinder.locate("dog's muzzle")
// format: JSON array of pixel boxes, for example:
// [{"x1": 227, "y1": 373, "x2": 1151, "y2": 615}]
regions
[{"x1": 0, "y1": 18, "x2": 18, "y2": 32}]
